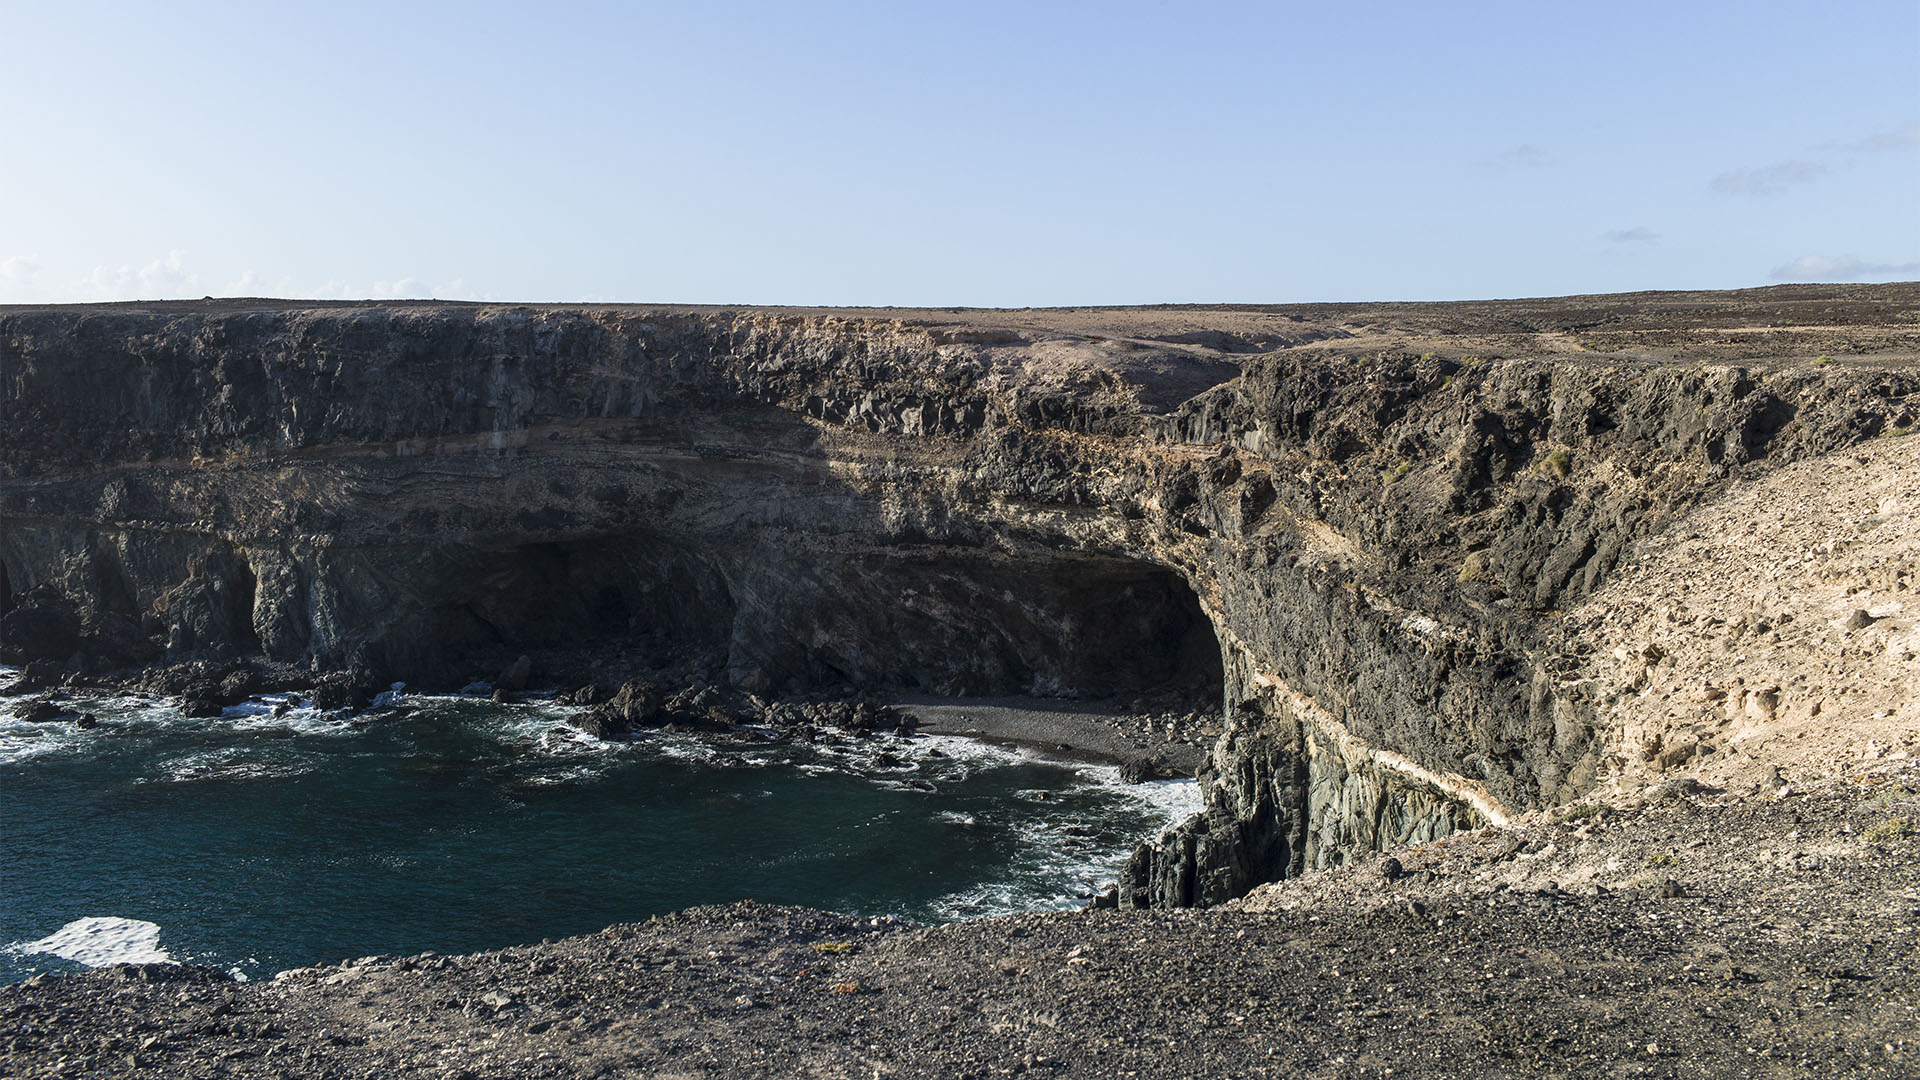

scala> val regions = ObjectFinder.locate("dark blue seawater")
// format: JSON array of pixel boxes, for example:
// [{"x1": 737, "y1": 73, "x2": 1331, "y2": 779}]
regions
[{"x1": 0, "y1": 684, "x2": 1195, "y2": 983}]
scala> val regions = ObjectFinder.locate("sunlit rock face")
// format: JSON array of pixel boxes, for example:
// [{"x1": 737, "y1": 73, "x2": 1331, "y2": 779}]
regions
[{"x1": 5, "y1": 286, "x2": 1915, "y2": 905}]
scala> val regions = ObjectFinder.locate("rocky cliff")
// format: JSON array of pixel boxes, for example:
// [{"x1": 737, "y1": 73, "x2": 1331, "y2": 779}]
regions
[{"x1": 5, "y1": 286, "x2": 1916, "y2": 907}]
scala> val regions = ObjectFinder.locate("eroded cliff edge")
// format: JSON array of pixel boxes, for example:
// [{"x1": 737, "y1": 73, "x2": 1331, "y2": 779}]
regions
[{"x1": 4, "y1": 286, "x2": 1917, "y2": 908}]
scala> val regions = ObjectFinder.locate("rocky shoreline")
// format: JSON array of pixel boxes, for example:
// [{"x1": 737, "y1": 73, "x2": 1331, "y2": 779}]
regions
[
  {"x1": 1, "y1": 657, "x2": 1218, "y2": 785},
  {"x1": 5, "y1": 761, "x2": 1914, "y2": 1078}
]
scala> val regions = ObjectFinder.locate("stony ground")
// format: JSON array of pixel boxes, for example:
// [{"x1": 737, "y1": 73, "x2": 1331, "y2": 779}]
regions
[
  {"x1": 1568, "y1": 434, "x2": 1920, "y2": 798},
  {"x1": 6, "y1": 761, "x2": 1914, "y2": 1079}
]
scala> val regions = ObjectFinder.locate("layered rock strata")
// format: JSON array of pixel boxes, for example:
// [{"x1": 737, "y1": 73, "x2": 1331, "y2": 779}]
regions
[{"x1": 4, "y1": 286, "x2": 1916, "y2": 907}]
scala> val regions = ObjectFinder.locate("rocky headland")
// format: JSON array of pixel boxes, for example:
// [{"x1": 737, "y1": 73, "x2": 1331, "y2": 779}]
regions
[{"x1": 4, "y1": 284, "x2": 1918, "y2": 1074}]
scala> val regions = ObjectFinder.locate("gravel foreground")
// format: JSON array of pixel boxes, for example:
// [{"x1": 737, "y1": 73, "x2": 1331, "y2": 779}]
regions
[{"x1": 5, "y1": 764, "x2": 1916, "y2": 1079}]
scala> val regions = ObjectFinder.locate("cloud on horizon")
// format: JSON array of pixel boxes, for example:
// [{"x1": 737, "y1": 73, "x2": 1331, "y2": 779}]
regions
[
  {"x1": 0, "y1": 253, "x2": 489, "y2": 304},
  {"x1": 2, "y1": 254, "x2": 41, "y2": 284},
  {"x1": 1602, "y1": 227, "x2": 1660, "y2": 245},
  {"x1": 1833, "y1": 120, "x2": 1920, "y2": 154},
  {"x1": 77, "y1": 250, "x2": 202, "y2": 300},
  {"x1": 1771, "y1": 254, "x2": 1920, "y2": 282},
  {"x1": 1710, "y1": 159, "x2": 1826, "y2": 196},
  {"x1": 1484, "y1": 144, "x2": 1547, "y2": 169},
  {"x1": 1714, "y1": 119, "x2": 1918, "y2": 196}
]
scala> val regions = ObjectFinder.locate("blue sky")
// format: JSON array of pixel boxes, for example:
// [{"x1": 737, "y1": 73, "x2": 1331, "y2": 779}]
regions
[{"x1": 2, "y1": 1, "x2": 1915, "y2": 306}]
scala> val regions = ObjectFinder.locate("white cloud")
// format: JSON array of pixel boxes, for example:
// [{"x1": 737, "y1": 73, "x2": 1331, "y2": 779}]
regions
[
  {"x1": 2, "y1": 254, "x2": 41, "y2": 283},
  {"x1": 1770, "y1": 254, "x2": 1920, "y2": 281},
  {"x1": 138, "y1": 250, "x2": 198, "y2": 296},
  {"x1": 76, "y1": 250, "x2": 203, "y2": 300},
  {"x1": 1602, "y1": 227, "x2": 1659, "y2": 245},
  {"x1": 368, "y1": 277, "x2": 428, "y2": 299},
  {"x1": 1709, "y1": 159, "x2": 1825, "y2": 196},
  {"x1": 1714, "y1": 121, "x2": 1917, "y2": 196},
  {"x1": 290, "y1": 277, "x2": 485, "y2": 301},
  {"x1": 224, "y1": 269, "x2": 297, "y2": 297},
  {"x1": 1485, "y1": 144, "x2": 1546, "y2": 169},
  {"x1": 1839, "y1": 121, "x2": 1920, "y2": 153},
  {"x1": 7, "y1": 260, "x2": 493, "y2": 304}
]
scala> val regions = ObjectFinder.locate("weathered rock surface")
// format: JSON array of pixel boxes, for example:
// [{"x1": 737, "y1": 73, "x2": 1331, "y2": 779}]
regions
[{"x1": 4, "y1": 285, "x2": 1918, "y2": 909}]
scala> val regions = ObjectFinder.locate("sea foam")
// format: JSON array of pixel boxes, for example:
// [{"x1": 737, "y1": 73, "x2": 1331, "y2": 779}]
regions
[{"x1": 11, "y1": 917, "x2": 175, "y2": 968}]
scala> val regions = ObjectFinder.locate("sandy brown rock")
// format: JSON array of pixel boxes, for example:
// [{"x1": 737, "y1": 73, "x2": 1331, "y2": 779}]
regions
[{"x1": 1563, "y1": 434, "x2": 1920, "y2": 797}]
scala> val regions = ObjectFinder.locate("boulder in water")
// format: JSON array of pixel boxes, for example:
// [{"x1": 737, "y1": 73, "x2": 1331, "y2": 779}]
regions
[
  {"x1": 6, "y1": 659, "x2": 68, "y2": 695},
  {"x1": 17, "y1": 697, "x2": 74, "y2": 723},
  {"x1": 571, "y1": 707, "x2": 630, "y2": 740},
  {"x1": 561, "y1": 683, "x2": 607, "y2": 706},
  {"x1": 1119, "y1": 756, "x2": 1177, "y2": 784},
  {"x1": 311, "y1": 669, "x2": 378, "y2": 710},
  {"x1": 180, "y1": 694, "x2": 225, "y2": 718}
]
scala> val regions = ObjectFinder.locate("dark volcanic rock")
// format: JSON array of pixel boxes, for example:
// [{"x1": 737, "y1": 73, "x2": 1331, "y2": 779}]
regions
[
  {"x1": 561, "y1": 682, "x2": 608, "y2": 706},
  {"x1": 496, "y1": 654, "x2": 532, "y2": 692},
  {"x1": 5, "y1": 658, "x2": 68, "y2": 694},
  {"x1": 310, "y1": 669, "x2": 378, "y2": 711},
  {"x1": 0, "y1": 592, "x2": 81, "y2": 663},
  {"x1": 14, "y1": 696, "x2": 74, "y2": 723}
]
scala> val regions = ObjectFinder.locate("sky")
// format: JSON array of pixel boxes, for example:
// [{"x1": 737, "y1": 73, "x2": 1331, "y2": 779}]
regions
[{"x1": 2, "y1": 0, "x2": 1916, "y2": 307}]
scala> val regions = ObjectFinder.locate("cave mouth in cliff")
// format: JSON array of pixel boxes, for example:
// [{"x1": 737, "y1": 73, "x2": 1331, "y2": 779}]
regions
[
  {"x1": 780, "y1": 551, "x2": 1228, "y2": 702},
  {"x1": 989, "y1": 555, "x2": 1225, "y2": 702},
  {"x1": 414, "y1": 539, "x2": 1224, "y2": 703}
]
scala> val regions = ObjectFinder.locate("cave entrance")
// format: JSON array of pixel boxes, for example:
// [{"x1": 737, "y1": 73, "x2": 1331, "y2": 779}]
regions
[
  {"x1": 406, "y1": 536, "x2": 1223, "y2": 707},
  {"x1": 737, "y1": 549, "x2": 1226, "y2": 703},
  {"x1": 988, "y1": 555, "x2": 1225, "y2": 702}
]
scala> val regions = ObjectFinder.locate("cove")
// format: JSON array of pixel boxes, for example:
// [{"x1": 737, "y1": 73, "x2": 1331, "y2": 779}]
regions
[{"x1": 0, "y1": 691, "x2": 1197, "y2": 983}]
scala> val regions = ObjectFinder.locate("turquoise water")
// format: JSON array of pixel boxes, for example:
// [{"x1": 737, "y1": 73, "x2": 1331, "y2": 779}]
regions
[{"x1": 0, "y1": 686, "x2": 1195, "y2": 983}]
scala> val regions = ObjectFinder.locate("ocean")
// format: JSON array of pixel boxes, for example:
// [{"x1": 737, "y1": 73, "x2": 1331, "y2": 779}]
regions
[{"x1": 0, "y1": 678, "x2": 1198, "y2": 983}]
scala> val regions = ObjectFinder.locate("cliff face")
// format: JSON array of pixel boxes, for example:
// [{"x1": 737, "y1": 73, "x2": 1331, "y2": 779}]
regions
[{"x1": 5, "y1": 287, "x2": 1917, "y2": 906}]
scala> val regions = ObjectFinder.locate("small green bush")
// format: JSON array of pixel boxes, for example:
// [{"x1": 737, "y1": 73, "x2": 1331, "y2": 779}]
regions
[
  {"x1": 1868, "y1": 785, "x2": 1916, "y2": 812},
  {"x1": 1865, "y1": 817, "x2": 1911, "y2": 843},
  {"x1": 1541, "y1": 449, "x2": 1572, "y2": 479},
  {"x1": 1644, "y1": 852, "x2": 1676, "y2": 868},
  {"x1": 1815, "y1": 355, "x2": 1836, "y2": 366}
]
